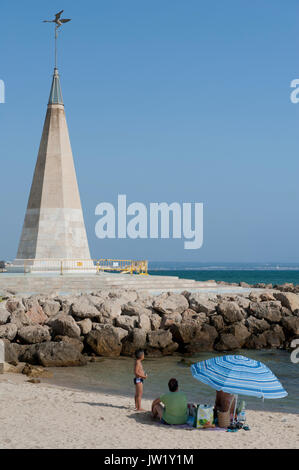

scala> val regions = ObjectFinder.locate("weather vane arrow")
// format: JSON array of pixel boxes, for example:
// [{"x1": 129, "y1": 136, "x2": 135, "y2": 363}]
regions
[{"x1": 43, "y1": 10, "x2": 71, "y2": 69}]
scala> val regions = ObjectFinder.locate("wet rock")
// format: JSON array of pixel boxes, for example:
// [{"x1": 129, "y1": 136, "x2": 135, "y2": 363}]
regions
[
  {"x1": 22, "y1": 363, "x2": 53, "y2": 378},
  {"x1": 86, "y1": 326, "x2": 128, "y2": 357},
  {"x1": 245, "y1": 333, "x2": 267, "y2": 349},
  {"x1": 215, "y1": 333, "x2": 240, "y2": 351},
  {"x1": 36, "y1": 342, "x2": 87, "y2": 367},
  {"x1": 121, "y1": 329, "x2": 147, "y2": 356}
]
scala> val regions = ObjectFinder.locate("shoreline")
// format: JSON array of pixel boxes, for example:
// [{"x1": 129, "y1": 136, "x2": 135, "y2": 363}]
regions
[{"x1": 0, "y1": 372, "x2": 298, "y2": 449}]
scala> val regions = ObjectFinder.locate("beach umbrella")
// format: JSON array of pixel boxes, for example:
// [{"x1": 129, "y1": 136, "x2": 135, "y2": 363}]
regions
[
  {"x1": 191, "y1": 354, "x2": 287, "y2": 424},
  {"x1": 191, "y1": 355, "x2": 288, "y2": 399}
]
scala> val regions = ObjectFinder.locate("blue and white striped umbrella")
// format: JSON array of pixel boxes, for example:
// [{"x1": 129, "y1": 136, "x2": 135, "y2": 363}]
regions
[{"x1": 191, "y1": 355, "x2": 288, "y2": 399}]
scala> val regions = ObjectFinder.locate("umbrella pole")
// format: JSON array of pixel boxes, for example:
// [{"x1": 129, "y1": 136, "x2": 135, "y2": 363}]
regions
[{"x1": 232, "y1": 394, "x2": 238, "y2": 425}]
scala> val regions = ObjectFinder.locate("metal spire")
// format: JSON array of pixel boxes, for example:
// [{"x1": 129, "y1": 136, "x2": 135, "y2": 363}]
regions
[{"x1": 43, "y1": 10, "x2": 71, "y2": 69}]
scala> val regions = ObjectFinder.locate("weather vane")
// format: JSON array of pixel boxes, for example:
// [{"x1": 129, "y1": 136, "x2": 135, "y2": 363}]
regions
[{"x1": 43, "y1": 10, "x2": 71, "y2": 69}]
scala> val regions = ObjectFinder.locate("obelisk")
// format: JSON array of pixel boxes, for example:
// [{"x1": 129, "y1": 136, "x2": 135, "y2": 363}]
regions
[{"x1": 13, "y1": 15, "x2": 92, "y2": 271}]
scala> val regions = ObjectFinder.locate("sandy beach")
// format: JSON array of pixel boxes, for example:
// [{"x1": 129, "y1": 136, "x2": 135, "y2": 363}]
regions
[{"x1": 0, "y1": 373, "x2": 298, "y2": 449}]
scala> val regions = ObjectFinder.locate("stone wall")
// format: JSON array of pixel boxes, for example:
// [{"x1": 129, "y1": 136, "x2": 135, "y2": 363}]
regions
[{"x1": 0, "y1": 288, "x2": 298, "y2": 366}]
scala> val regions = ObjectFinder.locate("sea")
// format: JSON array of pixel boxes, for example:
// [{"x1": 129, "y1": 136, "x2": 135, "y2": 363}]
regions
[{"x1": 148, "y1": 262, "x2": 299, "y2": 286}]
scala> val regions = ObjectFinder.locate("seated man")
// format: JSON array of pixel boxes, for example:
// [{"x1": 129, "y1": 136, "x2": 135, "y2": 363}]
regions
[{"x1": 151, "y1": 378, "x2": 188, "y2": 425}]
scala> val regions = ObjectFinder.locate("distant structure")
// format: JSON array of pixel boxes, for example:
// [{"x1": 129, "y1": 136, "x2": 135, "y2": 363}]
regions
[{"x1": 13, "y1": 12, "x2": 93, "y2": 272}]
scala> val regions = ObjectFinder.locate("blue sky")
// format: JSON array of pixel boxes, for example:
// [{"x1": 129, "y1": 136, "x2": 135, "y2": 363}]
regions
[{"x1": 1, "y1": 0, "x2": 299, "y2": 262}]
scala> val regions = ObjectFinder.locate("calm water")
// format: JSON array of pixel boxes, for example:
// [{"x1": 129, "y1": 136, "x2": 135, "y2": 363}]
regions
[
  {"x1": 148, "y1": 269, "x2": 299, "y2": 286},
  {"x1": 45, "y1": 350, "x2": 298, "y2": 415}
]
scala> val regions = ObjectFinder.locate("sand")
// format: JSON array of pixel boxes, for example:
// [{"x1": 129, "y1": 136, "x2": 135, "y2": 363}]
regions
[{"x1": 0, "y1": 373, "x2": 298, "y2": 449}]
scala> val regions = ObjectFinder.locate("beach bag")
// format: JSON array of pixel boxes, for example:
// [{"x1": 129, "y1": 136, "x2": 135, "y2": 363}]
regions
[
  {"x1": 217, "y1": 409, "x2": 231, "y2": 428},
  {"x1": 217, "y1": 396, "x2": 235, "y2": 428},
  {"x1": 195, "y1": 404, "x2": 214, "y2": 429}
]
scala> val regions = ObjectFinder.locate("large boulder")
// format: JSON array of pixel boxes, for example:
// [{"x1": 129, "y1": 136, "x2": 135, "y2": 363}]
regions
[
  {"x1": 0, "y1": 323, "x2": 17, "y2": 341},
  {"x1": 36, "y1": 342, "x2": 87, "y2": 367},
  {"x1": 215, "y1": 333, "x2": 241, "y2": 351},
  {"x1": 137, "y1": 313, "x2": 151, "y2": 333},
  {"x1": 121, "y1": 329, "x2": 147, "y2": 356},
  {"x1": 39, "y1": 299, "x2": 61, "y2": 317},
  {"x1": 171, "y1": 320, "x2": 202, "y2": 345},
  {"x1": 210, "y1": 314, "x2": 224, "y2": 331},
  {"x1": 264, "y1": 325, "x2": 285, "y2": 348},
  {"x1": 160, "y1": 313, "x2": 182, "y2": 329},
  {"x1": 3, "y1": 340, "x2": 20, "y2": 363},
  {"x1": 186, "y1": 324, "x2": 218, "y2": 353},
  {"x1": 0, "y1": 304, "x2": 10, "y2": 325},
  {"x1": 115, "y1": 315, "x2": 137, "y2": 332},
  {"x1": 96, "y1": 300, "x2": 122, "y2": 322},
  {"x1": 217, "y1": 302, "x2": 245, "y2": 324},
  {"x1": 122, "y1": 301, "x2": 152, "y2": 317},
  {"x1": 245, "y1": 333, "x2": 267, "y2": 349},
  {"x1": 147, "y1": 329, "x2": 174, "y2": 349},
  {"x1": 246, "y1": 316, "x2": 270, "y2": 334},
  {"x1": 281, "y1": 317, "x2": 299, "y2": 336},
  {"x1": 47, "y1": 314, "x2": 81, "y2": 339},
  {"x1": 150, "y1": 313, "x2": 162, "y2": 330},
  {"x1": 86, "y1": 326, "x2": 128, "y2": 357},
  {"x1": 53, "y1": 336, "x2": 84, "y2": 353},
  {"x1": 23, "y1": 298, "x2": 48, "y2": 324},
  {"x1": 18, "y1": 325, "x2": 51, "y2": 344},
  {"x1": 147, "y1": 330, "x2": 178, "y2": 356},
  {"x1": 6, "y1": 298, "x2": 24, "y2": 314},
  {"x1": 187, "y1": 294, "x2": 216, "y2": 314},
  {"x1": 71, "y1": 297, "x2": 100, "y2": 319},
  {"x1": 273, "y1": 293, "x2": 299, "y2": 313},
  {"x1": 225, "y1": 322, "x2": 250, "y2": 348},
  {"x1": 153, "y1": 293, "x2": 189, "y2": 316},
  {"x1": 249, "y1": 301, "x2": 282, "y2": 323},
  {"x1": 77, "y1": 318, "x2": 93, "y2": 335}
]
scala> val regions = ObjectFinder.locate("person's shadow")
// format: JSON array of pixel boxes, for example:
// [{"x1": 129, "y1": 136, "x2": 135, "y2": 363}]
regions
[
  {"x1": 76, "y1": 401, "x2": 158, "y2": 426},
  {"x1": 76, "y1": 401, "x2": 128, "y2": 410}
]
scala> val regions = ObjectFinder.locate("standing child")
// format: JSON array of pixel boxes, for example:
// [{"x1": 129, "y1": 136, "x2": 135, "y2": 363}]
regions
[{"x1": 134, "y1": 349, "x2": 147, "y2": 411}]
